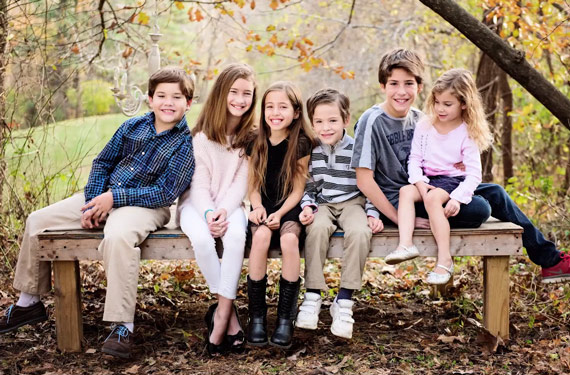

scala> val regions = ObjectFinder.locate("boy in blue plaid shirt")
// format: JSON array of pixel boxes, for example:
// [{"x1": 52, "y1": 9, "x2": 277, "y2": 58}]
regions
[{"x1": 1, "y1": 66, "x2": 195, "y2": 358}]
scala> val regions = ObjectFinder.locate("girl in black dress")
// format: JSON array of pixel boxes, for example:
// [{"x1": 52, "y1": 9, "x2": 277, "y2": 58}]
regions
[{"x1": 246, "y1": 81, "x2": 316, "y2": 349}]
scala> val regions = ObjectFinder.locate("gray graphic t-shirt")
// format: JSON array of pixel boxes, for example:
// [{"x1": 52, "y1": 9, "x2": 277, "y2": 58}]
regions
[{"x1": 351, "y1": 104, "x2": 423, "y2": 207}]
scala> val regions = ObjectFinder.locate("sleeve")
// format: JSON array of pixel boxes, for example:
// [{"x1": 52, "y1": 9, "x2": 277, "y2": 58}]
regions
[
  {"x1": 407, "y1": 124, "x2": 429, "y2": 184},
  {"x1": 365, "y1": 197, "x2": 380, "y2": 218},
  {"x1": 449, "y1": 137, "x2": 482, "y2": 204},
  {"x1": 111, "y1": 137, "x2": 195, "y2": 208},
  {"x1": 185, "y1": 136, "x2": 216, "y2": 215},
  {"x1": 350, "y1": 111, "x2": 377, "y2": 171},
  {"x1": 297, "y1": 134, "x2": 313, "y2": 159},
  {"x1": 84, "y1": 121, "x2": 128, "y2": 203},
  {"x1": 217, "y1": 156, "x2": 249, "y2": 215},
  {"x1": 300, "y1": 164, "x2": 319, "y2": 210}
]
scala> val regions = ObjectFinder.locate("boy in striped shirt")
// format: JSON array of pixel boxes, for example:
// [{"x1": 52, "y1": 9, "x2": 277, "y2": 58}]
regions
[{"x1": 296, "y1": 88, "x2": 383, "y2": 339}]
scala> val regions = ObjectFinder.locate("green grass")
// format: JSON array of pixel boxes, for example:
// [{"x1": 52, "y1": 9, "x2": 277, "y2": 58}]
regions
[{"x1": 5, "y1": 105, "x2": 201, "y2": 202}]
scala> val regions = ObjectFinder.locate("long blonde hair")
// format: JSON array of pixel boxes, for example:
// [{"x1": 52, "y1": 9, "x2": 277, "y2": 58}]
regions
[
  {"x1": 192, "y1": 63, "x2": 257, "y2": 150},
  {"x1": 425, "y1": 68, "x2": 491, "y2": 151},
  {"x1": 248, "y1": 81, "x2": 316, "y2": 201}
]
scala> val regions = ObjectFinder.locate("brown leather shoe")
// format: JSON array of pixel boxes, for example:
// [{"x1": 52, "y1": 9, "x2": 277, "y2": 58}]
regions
[
  {"x1": 101, "y1": 325, "x2": 133, "y2": 359},
  {"x1": 0, "y1": 302, "x2": 48, "y2": 333}
]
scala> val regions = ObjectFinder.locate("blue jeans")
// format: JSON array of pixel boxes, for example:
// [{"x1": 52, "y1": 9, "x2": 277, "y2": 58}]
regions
[
  {"x1": 393, "y1": 183, "x2": 560, "y2": 268},
  {"x1": 472, "y1": 183, "x2": 560, "y2": 268}
]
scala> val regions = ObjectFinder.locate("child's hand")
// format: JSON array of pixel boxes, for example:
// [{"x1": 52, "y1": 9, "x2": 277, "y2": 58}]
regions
[
  {"x1": 80, "y1": 209, "x2": 96, "y2": 229},
  {"x1": 415, "y1": 181, "x2": 435, "y2": 200},
  {"x1": 299, "y1": 206, "x2": 315, "y2": 225},
  {"x1": 444, "y1": 199, "x2": 461, "y2": 218},
  {"x1": 81, "y1": 191, "x2": 113, "y2": 227},
  {"x1": 248, "y1": 206, "x2": 267, "y2": 225},
  {"x1": 367, "y1": 216, "x2": 384, "y2": 233},
  {"x1": 208, "y1": 208, "x2": 229, "y2": 238},
  {"x1": 453, "y1": 162, "x2": 466, "y2": 172},
  {"x1": 414, "y1": 217, "x2": 430, "y2": 229},
  {"x1": 265, "y1": 212, "x2": 281, "y2": 230}
]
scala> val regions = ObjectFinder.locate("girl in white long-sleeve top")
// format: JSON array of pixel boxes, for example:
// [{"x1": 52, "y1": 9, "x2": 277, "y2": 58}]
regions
[{"x1": 178, "y1": 63, "x2": 256, "y2": 356}]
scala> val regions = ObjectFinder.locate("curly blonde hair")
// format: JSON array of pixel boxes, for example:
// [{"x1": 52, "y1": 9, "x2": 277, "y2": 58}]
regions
[{"x1": 425, "y1": 68, "x2": 491, "y2": 151}]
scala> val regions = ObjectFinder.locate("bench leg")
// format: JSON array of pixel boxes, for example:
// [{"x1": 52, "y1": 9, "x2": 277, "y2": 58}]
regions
[
  {"x1": 483, "y1": 256, "x2": 509, "y2": 339},
  {"x1": 53, "y1": 261, "x2": 83, "y2": 352}
]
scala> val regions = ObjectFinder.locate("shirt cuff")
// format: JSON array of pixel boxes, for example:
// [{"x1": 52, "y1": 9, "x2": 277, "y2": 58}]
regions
[
  {"x1": 111, "y1": 188, "x2": 128, "y2": 207},
  {"x1": 366, "y1": 210, "x2": 380, "y2": 219},
  {"x1": 300, "y1": 201, "x2": 318, "y2": 212},
  {"x1": 408, "y1": 175, "x2": 430, "y2": 185}
]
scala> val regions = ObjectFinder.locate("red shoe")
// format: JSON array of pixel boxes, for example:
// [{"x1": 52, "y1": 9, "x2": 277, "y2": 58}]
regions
[{"x1": 541, "y1": 253, "x2": 570, "y2": 283}]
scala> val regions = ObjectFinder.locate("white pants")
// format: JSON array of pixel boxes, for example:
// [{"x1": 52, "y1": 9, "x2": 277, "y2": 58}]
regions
[{"x1": 179, "y1": 206, "x2": 247, "y2": 299}]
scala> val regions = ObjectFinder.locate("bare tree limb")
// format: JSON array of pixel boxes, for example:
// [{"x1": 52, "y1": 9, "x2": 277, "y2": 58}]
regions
[{"x1": 419, "y1": 0, "x2": 570, "y2": 131}]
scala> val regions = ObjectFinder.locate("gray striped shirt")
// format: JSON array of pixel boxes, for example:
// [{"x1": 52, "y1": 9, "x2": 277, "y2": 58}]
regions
[{"x1": 301, "y1": 133, "x2": 379, "y2": 217}]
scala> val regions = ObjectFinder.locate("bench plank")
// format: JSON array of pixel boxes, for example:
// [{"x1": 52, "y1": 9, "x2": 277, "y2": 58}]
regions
[{"x1": 38, "y1": 220, "x2": 522, "y2": 261}]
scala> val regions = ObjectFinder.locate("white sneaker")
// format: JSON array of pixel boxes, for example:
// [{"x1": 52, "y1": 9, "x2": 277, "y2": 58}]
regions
[
  {"x1": 384, "y1": 244, "x2": 420, "y2": 265},
  {"x1": 296, "y1": 292, "x2": 322, "y2": 330},
  {"x1": 330, "y1": 298, "x2": 355, "y2": 339}
]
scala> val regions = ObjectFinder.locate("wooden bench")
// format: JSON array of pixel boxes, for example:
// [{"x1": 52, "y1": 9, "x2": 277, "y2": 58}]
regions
[{"x1": 38, "y1": 219, "x2": 522, "y2": 352}]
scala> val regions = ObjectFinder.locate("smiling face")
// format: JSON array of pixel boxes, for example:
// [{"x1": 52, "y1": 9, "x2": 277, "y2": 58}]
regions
[
  {"x1": 380, "y1": 68, "x2": 422, "y2": 118},
  {"x1": 433, "y1": 89, "x2": 465, "y2": 127},
  {"x1": 227, "y1": 78, "x2": 254, "y2": 121},
  {"x1": 148, "y1": 82, "x2": 191, "y2": 130},
  {"x1": 263, "y1": 90, "x2": 298, "y2": 136},
  {"x1": 312, "y1": 102, "x2": 348, "y2": 146}
]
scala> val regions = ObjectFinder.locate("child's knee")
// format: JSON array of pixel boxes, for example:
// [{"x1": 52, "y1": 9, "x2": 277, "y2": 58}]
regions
[
  {"x1": 399, "y1": 184, "x2": 417, "y2": 199},
  {"x1": 280, "y1": 233, "x2": 299, "y2": 251},
  {"x1": 252, "y1": 226, "x2": 272, "y2": 246}
]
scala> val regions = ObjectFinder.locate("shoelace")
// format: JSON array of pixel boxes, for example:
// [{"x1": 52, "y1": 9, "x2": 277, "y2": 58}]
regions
[
  {"x1": 5, "y1": 305, "x2": 14, "y2": 324},
  {"x1": 105, "y1": 325, "x2": 129, "y2": 342}
]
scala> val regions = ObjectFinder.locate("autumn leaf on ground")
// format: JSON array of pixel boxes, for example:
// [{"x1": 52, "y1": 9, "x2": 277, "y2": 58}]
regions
[{"x1": 475, "y1": 328, "x2": 505, "y2": 354}]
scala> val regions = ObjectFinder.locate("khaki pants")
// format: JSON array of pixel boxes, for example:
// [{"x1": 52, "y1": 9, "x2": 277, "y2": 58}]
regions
[
  {"x1": 303, "y1": 196, "x2": 372, "y2": 291},
  {"x1": 13, "y1": 193, "x2": 170, "y2": 322}
]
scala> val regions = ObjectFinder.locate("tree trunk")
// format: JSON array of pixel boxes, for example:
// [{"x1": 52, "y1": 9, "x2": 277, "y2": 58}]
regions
[
  {"x1": 0, "y1": 0, "x2": 8, "y2": 209},
  {"x1": 419, "y1": 0, "x2": 570, "y2": 130},
  {"x1": 499, "y1": 71, "x2": 513, "y2": 185},
  {"x1": 476, "y1": 53, "x2": 500, "y2": 183}
]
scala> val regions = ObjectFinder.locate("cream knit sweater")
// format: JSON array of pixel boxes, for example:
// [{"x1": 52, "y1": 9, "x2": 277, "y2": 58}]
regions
[{"x1": 177, "y1": 132, "x2": 248, "y2": 220}]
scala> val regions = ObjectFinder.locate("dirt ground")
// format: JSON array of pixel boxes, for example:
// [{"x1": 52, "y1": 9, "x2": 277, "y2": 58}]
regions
[{"x1": 1, "y1": 257, "x2": 569, "y2": 375}]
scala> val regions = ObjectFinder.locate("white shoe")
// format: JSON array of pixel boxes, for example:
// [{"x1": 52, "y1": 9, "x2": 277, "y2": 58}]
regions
[
  {"x1": 296, "y1": 292, "x2": 322, "y2": 330},
  {"x1": 385, "y1": 244, "x2": 420, "y2": 265},
  {"x1": 330, "y1": 298, "x2": 355, "y2": 339},
  {"x1": 426, "y1": 262, "x2": 454, "y2": 285}
]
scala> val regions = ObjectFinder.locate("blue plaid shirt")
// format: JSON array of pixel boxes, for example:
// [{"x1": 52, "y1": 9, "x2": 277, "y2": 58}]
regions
[{"x1": 84, "y1": 112, "x2": 195, "y2": 208}]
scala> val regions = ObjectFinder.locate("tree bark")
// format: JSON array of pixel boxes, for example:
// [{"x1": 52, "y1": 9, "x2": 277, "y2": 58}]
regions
[
  {"x1": 499, "y1": 71, "x2": 513, "y2": 185},
  {"x1": 476, "y1": 53, "x2": 500, "y2": 183},
  {"x1": 419, "y1": 0, "x2": 570, "y2": 131},
  {"x1": 0, "y1": 0, "x2": 8, "y2": 208}
]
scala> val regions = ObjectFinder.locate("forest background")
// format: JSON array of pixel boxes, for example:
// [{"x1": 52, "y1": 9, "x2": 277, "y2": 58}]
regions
[{"x1": 0, "y1": 0, "x2": 569, "y2": 374}]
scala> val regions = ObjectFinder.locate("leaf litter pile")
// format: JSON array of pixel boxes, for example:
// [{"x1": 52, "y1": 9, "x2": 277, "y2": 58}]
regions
[{"x1": 1, "y1": 256, "x2": 569, "y2": 374}]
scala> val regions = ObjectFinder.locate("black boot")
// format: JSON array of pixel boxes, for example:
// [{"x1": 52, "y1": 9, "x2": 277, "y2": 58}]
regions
[
  {"x1": 270, "y1": 276, "x2": 300, "y2": 349},
  {"x1": 246, "y1": 275, "x2": 268, "y2": 346}
]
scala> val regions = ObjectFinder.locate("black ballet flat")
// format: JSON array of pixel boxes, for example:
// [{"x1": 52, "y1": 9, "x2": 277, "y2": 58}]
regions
[
  {"x1": 225, "y1": 303, "x2": 245, "y2": 354},
  {"x1": 205, "y1": 303, "x2": 226, "y2": 357}
]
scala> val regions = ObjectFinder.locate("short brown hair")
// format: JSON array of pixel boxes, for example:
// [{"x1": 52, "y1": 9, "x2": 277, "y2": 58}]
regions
[
  {"x1": 378, "y1": 48, "x2": 424, "y2": 85},
  {"x1": 148, "y1": 66, "x2": 194, "y2": 101},
  {"x1": 306, "y1": 88, "x2": 350, "y2": 123}
]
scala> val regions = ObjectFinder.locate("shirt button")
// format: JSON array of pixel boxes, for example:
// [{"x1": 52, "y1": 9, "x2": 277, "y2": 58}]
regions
[
  {"x1": 130, "y1": 167, "x2": 134, "y2": 171},
  {"x1": 118, "y1": 182, "x2": 121, "y2": 186},
  {"x1": 142, "y1": 152, "x2": 145, "y2": 155}
]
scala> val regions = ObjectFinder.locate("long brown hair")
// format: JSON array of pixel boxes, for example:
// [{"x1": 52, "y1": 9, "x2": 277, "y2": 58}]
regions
[
  {"x1": 248, "y1": 81, "x2": 316, "y2": 202},
  {"x1": 192, "y1": 63, "x2": 257, "y2": 150},
  {"x1": 424, "y1": 68, "x2": 491, "y2": 151}
]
